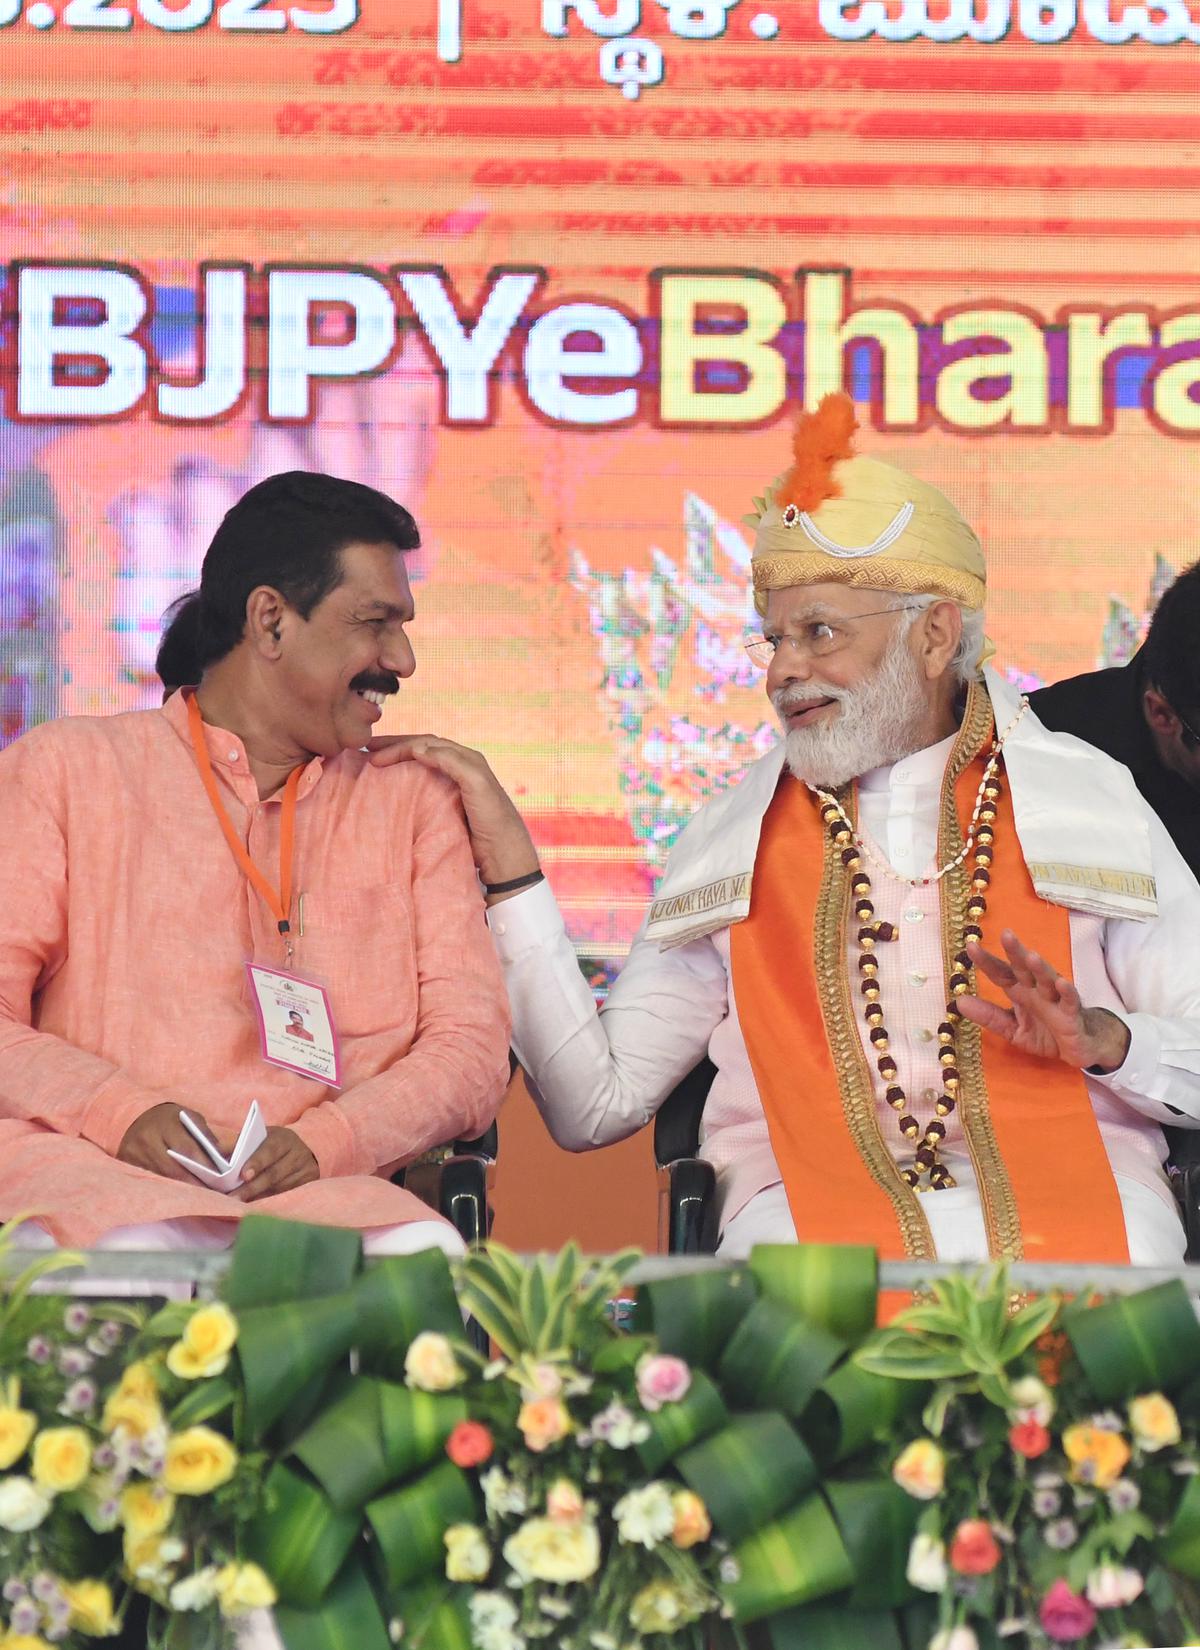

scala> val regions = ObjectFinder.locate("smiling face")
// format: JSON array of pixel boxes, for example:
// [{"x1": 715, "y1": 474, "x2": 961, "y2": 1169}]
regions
[
  {"x1": 760, "y1": 581, "x2": 962, "y2": 788},
  {"x1": 266, "y1": 539, "x2": 416, "y2": 757}
]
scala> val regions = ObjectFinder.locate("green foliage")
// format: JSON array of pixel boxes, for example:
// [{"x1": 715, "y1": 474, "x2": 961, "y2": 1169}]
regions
[
  {"x1": 455, "y1": 1241, "x2": 639, "y2": 1365},
  {"x1": 854, "y1": 1266, "x2": 1061, "y2": 1412}
]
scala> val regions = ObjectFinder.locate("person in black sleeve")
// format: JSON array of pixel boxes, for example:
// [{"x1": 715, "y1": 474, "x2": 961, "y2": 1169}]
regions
[{"x1": 1031, "y1": 562, "x2": 1200, "y2": 882}]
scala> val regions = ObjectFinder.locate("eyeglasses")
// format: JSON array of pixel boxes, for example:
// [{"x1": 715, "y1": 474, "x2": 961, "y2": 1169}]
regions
[
  {"x1": 1148, "y1": 677, "x2": 1200, "y2": 749},
  {"x1": 744, "y1": 604, "x2": 920, "y2": 669},
  {"x1": 1174, "y1": 706, "x2": 1200, "y2": 749}
]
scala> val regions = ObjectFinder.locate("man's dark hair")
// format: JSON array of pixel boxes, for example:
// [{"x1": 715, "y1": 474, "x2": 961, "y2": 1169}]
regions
[
  {"x1": 183, "y1": 472, "x2": 418, "y2": 673},
  {"x1": 156, "y1": 592, "x2": 203, "y2": 693},
  {"x1": 1143, "y1": 558, "x2": 1200, "y2": 733}
]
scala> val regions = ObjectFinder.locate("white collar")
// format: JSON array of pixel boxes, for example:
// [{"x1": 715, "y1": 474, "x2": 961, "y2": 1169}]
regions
[{"x1": 857, "y1": 729, "x2": 958, "y2": 796}]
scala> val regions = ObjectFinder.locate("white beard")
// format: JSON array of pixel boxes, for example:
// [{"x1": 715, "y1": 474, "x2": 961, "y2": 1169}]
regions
[{"x1": 775, "y1": 628, "x2": 934, "y2": 790}]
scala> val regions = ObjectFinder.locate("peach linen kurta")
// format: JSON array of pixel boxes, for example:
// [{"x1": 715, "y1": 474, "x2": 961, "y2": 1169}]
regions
[{"x1": 0, "y1": 691, "x2": 511, "y2": 1245}]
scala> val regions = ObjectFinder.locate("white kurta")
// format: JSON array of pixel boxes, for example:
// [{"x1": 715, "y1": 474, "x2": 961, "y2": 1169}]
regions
[{"x1": 490, "y1": 697, "x2": 1200, "y2": 1264}]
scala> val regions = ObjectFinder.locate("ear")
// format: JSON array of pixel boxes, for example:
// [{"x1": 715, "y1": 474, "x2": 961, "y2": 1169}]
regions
[
  {"x1": 1143, "y1": 684, "x2": 1181, "y2": 737},
  {"x1": 914, "y1": 599, "x2": 962, "y2": 681},
  {"x1": 244, "y1": 586, "x2": 287, "y2": 658}
]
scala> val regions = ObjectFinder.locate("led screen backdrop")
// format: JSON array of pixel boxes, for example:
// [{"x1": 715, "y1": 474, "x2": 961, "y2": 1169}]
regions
[{"x1": 3, "y1": 0, "x2": 1200, "y2": 979}]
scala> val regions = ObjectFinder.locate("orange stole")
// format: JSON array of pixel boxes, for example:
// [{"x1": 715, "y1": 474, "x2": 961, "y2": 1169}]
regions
[{"x1": 729, "y1": 761, "x2": 1129, "y2": 1263}]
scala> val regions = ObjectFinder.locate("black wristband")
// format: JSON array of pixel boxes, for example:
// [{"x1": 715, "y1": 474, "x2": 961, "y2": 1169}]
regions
[{"x1": 483, "y1": 869, "x2": 545, "y2": 896}]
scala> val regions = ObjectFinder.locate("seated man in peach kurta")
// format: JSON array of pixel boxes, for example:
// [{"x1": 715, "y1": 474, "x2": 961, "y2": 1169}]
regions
[{"x1": 0, "y1": 471, "x2": 510, "y2": 1260}]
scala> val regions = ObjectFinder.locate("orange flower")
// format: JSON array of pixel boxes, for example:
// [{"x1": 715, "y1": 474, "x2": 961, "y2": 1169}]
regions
[
  {"x1": 1009, "y1": 1419, "x2": 1052, "y2": 1459},
  {"x1": 1062, "y1": 1423, "x2": 1131, "y2": 1489},
  {"x1": 517, "y1": 1398, "x2": 571, "y2": 1453},
  {"x1": 948, "y1": 1519, "x2": 1002, "y2": 1576},
  {"x1": 1034, "y1": 1330, "x2": 1071, "y2": 1390},
  {"x1": 446, "y1": 1421, "x2": 494, "y2": 1469}
]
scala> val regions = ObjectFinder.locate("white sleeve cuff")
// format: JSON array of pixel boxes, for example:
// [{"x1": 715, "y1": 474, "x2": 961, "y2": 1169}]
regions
[
  {"x1": 486, "y1": 877, "x2": 565, "y2": 964},
  {"x1": 1093, "y1": 1010, "x2": 1159, "y2": 1096}
]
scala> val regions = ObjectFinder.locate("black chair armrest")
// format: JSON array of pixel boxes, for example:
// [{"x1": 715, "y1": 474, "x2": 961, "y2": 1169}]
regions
[
  {"x1": 438, "y1": 1153, "x2": 493, "y2": 1248},
  {"x1": 1174, "y1": 1162, "x2": 1200, "y2": 1263},
  {"x1": 658, "y1": 1158, "x2": 718, "y2": 1255}
]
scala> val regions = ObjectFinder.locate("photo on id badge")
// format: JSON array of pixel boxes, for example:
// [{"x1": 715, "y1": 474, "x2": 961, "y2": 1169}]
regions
[{"x1": 246, "y1": 963, "x2": 341, "y2": 1086}]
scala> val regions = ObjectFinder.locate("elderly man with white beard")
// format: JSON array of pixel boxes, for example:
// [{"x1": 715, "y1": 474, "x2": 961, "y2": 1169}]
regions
[{"x1": 374, "y1": 395, "x2": 1200, "y2": 1266}]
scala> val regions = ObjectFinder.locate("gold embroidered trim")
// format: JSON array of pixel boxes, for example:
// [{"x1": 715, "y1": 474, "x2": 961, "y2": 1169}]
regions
[
  {"x1": 1026, "y1": 863, "x2": 1157, "y2": 902},
  {"x1": 647, "y1": 873, "x2": 753, "y2": 928},
  {"x1": 813, "y1": 785, "x2": 935, "y2": 1260},
  {"x1": 750, "y1": 555, "x2": 986, "y2": 616},
  {"x1": 939, "y1": 682, "x2": 1024, "y2": 1261}
]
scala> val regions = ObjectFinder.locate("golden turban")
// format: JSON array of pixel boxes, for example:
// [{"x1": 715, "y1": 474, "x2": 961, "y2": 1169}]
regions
[{"x1": 748, "y1": 393, "x2": 986, "y2": 617}]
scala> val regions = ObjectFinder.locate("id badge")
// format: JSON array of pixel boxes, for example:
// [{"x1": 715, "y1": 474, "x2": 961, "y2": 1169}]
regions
[{"x1": 246, "y1": 964, "x2": 341, "y2": 1087}]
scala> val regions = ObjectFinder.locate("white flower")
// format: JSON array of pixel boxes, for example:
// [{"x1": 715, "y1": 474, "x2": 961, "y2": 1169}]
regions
[
  {"x1": 469, "y1": 1590, "x2": 524, "y2": 1650},
  {"x1": 613, "y1": 1482, "x2": 675, "y2": 1549},
  {"x1": 502, "y1": 1516, "x2": 601, "y2": 1584},
  {"x1": 718, "y1": 1556, "x2": 741, "y2": 1585},
  {"x1": 444, "y1": 1523, "x2": 492, "y2": 1583},
  {"x1": 404, "y1": 1332, "x2": 463, "y2": 1393},
  {"x1": 471, "y1": 1593, "x2": 519, "y2": 1630},
  {"x1": 1009, "y1": 1375, "x2": 1055, "y2": 1427},
  {"x1": 905, "y1": 1532, "x2": 948, "y2": 1593},
  {"x1": 1107, "y1": 1479, "x2": 1141, "y2": 1513},
  {"x1": 589, "y1": 1400, "x2": 651, "y2": 1451},
  {"x1": 997, "y1": 1620, "x2": 1029, "y2": 1639},
  {"x1": 929, "y1": 1629, "x2": 980, "y2": 1650},
  {"x1": 1085, "y1": 1564, "x2": 1145, "y2": 1609},
  {"x1": 169, "y1": 1567, "x2": 220, "y2": 1611},
  {"x1": 481, "y1": 1466, "x2": 528, "y2": 1518},
  {"x1": 0, "y1": 1476, "x2": 53, "y2": 1532}
]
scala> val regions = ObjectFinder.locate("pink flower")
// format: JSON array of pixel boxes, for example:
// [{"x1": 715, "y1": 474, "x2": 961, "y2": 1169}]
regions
[
  {"x1": 635, "y1": 1355, "x2": 692, "y2": 1413},
  {"x1": 1039, "y1": 1579, "x2": 1097, "y2": 1642}
]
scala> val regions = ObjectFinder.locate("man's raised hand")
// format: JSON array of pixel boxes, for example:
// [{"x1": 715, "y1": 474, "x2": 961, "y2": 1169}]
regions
[
  {"x1": 367, "y1": 734, "x2": 540, "y2": 898},
  {"x1": 958, "y1": 929, "x2": 1131, "y2": 1074}
]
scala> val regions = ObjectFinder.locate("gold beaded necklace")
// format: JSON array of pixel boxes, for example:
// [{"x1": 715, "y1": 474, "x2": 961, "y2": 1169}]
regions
[{"x1": 810, "y1": 713, "x2": 1023, "y2": 1193}]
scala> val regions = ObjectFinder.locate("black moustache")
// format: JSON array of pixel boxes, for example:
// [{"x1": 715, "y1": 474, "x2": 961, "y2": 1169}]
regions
[{"x1": 352, "y1": 676, "x2": 400, "y2": 696}]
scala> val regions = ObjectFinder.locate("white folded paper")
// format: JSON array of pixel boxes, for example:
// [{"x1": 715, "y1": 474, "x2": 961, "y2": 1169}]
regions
[{"x1": 167, "y1": 1102, "x2": 267, "y2": 1193}]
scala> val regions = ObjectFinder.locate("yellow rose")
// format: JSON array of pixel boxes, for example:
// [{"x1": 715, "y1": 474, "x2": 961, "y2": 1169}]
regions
[
  {"x1": 163, "y1": 1427, "x2": 238, "y2": 1496},
  {"x1": 892, "y1": 1439, "x2": 946, "y2": 1500},
  {"x1": 118, "y1": 1361, "x2": 160, "y2": 1402},
  {"x1": 1129, "y1": 1393, "x2": 1182, "y2": 1453},
  {"x1": 120, "y1": 1481, "x2": 176, "y2": 1537},
  {"x1": 517, "y1": 1397, "x2": 571, "y2": 1453},
  {"x1": 61, "y1": 1578, "x2": 118, "y2": 1638},
  {"x1": 1063, "y1": 1423, "x2": 1132, "y2": 1489},
  {"x1": 444, "y1": 1523, "x2": 492, "y2": 1583},
  {"x1": 0, "y1": 1404, "x2": 36, "y2": 1471},
  {"x1": 0, "y1": 1636, "x2": 54, "y2": 1650},
  {"x1": 167, "y1": 1304, "x2": 238, "y2": 1382},
  {"x1": 503, "y1": 1516, "x2": 601, "y2": 1584},
  {"x1": 31, "y1": 1426, "x2": 92, "y2": 1493},
  {"x1": 671, "y1": 1489, "x2": 712, "y2": 1550},
  {"x1": 214, "y1": 1563, "x2": 277, "y2": 1618},
  {"x1": 403, "y1": 1332, "x2": 463, "y2": 1393},
  {"x1": 101, "y1": 1393, "x2": 163, "y2": 1441},
  {"x1": 123, "y1": 1529, "x2": 185, "y2": 1588}
]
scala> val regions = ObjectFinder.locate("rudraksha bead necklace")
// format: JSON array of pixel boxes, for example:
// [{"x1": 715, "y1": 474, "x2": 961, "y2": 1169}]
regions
[{"x1": 812, "y1": 724, "x2": 1019, "y2": 1193}]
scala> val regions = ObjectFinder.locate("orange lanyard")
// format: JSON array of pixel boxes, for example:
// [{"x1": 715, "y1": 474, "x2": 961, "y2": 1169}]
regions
[{"x1": 186, "y1": 691, "x2": 303, "y2": 959}]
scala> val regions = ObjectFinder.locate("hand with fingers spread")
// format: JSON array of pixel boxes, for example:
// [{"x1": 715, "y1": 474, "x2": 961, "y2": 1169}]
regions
[
  {"x1": 958, "y1": 928, "x2": 1131, "y2": 1074},
  {"x1": 367, "y1": 734, "x2": 540, "y2": 900},
  {"x1": 232, "y1": 1127, "x2": 319, "y2": 1202},
  {"x1": 117, "y1": 1103, "x2": 224, "y2": 1183}
]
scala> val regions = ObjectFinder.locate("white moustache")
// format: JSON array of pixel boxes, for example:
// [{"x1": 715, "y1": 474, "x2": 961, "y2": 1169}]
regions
[{"x1": 772, "y1": 685, "x2": 845, "y2": 715}]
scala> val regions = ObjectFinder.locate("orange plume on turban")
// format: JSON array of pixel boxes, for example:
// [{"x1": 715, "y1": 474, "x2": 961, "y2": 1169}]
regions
[{"x1": 775, "y1": 391, "x2": 858, "y2": 515}]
